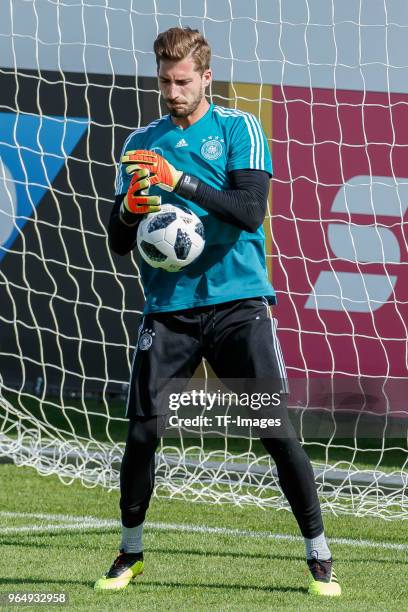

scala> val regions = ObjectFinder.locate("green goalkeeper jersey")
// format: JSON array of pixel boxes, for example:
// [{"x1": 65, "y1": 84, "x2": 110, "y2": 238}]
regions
[{"x1": 115, "y1": 103, "x2": 276, "y2": 313}]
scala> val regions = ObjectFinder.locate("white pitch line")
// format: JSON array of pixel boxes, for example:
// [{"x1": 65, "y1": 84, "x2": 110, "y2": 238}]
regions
[
  {"x1": 0, "y1": 512, "x2": 407, "y2": 552},
  {"x1": 0, "y1": 521, "x2": 117, "y2": 534},
  {"x1": 0, "y1": 511, "x2": 109, "y2": 522},
  {"x1": 146, "y1": 521, "x2": 408, "y2": 552}
]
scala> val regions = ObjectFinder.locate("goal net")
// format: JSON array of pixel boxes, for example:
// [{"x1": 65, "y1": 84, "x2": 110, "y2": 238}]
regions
[{"x1": 0, "y1": 0, "x2": 407, "y2": 518}]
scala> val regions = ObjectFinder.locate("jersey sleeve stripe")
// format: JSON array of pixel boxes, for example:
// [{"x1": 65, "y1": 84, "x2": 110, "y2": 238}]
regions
[
  {"x1": 230, "y1": 108, "x2": 266, "y2": 171},
  {"x1": 240, "y1": 112, "x2": 256, "y2": 169},
  {"x1": 250, "y1": 115, "x2": 265, "y2": 170},
  {"x1": 258, "y1": 116, "x2": 266, "y2": 170},
  {"x1": 246, "y1": 113, "x2": 265, "y2": 170},
  {"x1": 246, "y1": 113, "x2": 262, "y2": 169},
  {"x1": 214, "y1": 107, "x2": 264, "y2": 170},
  {"x1": 214, "y1": 108, "x2": 256, "y2": 168}
]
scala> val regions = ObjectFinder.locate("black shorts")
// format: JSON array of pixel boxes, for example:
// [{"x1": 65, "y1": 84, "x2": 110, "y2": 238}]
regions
[{"x1": 125, "y1": 297, "x2": 288, "y2": 418}]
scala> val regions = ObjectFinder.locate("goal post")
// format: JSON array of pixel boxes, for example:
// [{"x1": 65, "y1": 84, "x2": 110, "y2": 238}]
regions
[{"x1": 0, "y1": 0, "x2": 407, "y2": 517}]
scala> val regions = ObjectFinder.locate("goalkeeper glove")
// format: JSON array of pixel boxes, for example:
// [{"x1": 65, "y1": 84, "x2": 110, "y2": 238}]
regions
[
  {"x1": 121, "y1": 150, "x2": 183, "y2": 193},
  {"x1": 122, "y1": 167, "x2": 161, "y2": 218}
]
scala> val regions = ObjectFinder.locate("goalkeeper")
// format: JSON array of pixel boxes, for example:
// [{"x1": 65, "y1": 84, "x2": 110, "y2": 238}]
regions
[{"x1": 94, "y1": 27, "x2": 341, "y2": 597}]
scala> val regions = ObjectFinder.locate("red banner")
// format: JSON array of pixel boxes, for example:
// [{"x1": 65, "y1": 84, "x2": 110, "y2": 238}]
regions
[{"x1": 271, "y1": 86, "x2": 408, "y2": 385}]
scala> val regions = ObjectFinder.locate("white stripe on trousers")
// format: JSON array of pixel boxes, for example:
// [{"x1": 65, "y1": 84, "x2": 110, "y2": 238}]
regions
[
  {"x1": 125, "y1": 316, "x2": 145, "y2": 417},
  {"x1": 262, "y1": 297, "x2": 289, "y2": 394}
]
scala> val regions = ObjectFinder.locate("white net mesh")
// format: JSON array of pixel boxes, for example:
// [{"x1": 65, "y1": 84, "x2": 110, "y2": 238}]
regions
[{"x1": 0, "y1": 0, "x2": 407, "y2": 518}]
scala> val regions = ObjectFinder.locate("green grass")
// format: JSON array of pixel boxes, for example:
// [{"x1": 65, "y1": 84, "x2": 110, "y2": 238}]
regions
[{"x1": 0, "y1": 462, "x2": 407, "y2": 611}]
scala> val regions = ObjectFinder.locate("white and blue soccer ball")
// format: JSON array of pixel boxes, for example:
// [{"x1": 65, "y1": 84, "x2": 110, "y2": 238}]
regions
[{"x1": 137, "y1": 203, "x2": 205, "y2": 272}]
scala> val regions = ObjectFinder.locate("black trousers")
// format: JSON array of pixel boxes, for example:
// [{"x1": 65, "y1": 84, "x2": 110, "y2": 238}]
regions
[
  {"x1": 125, "y1": 297, "x2": 288, "y2": 418},
  {"x1": 120, "y1": 298, "x2": 324, "y2": 538}
]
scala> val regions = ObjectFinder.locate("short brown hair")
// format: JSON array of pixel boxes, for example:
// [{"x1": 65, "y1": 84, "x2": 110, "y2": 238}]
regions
[{"x1": 153, "y1": 27, "x2": 211, "y2": 74}]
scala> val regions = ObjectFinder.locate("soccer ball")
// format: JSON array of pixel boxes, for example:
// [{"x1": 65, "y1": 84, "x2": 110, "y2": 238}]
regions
[{"x1": 137, "y1": 204, "x2": 205, "y2": 272}]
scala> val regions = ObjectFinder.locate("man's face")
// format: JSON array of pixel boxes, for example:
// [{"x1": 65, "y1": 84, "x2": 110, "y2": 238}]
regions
[{"x1": 158, "y1": 56, "x2": 211, "y2": 118}]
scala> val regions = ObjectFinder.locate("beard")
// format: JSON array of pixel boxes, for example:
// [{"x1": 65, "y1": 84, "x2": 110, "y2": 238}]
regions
[{"x1": 165, "y1": 88, "x2": 204, "y2": 118}]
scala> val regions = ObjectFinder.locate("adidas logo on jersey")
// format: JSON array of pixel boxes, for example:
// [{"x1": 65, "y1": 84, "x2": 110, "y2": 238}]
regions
[{"x1": 175, "y1": 138, "x2": 188, "y2": 148}]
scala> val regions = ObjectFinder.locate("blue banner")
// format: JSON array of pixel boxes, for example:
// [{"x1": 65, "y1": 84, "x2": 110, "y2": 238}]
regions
[{"x1": 0, "y1": 112, "x2": 88, "y2": 262}]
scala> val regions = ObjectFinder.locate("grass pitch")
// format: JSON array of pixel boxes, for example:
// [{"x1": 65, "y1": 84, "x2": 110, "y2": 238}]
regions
[{"x1": 0, "y1": 462, "x2": 407, "y2": 611}]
